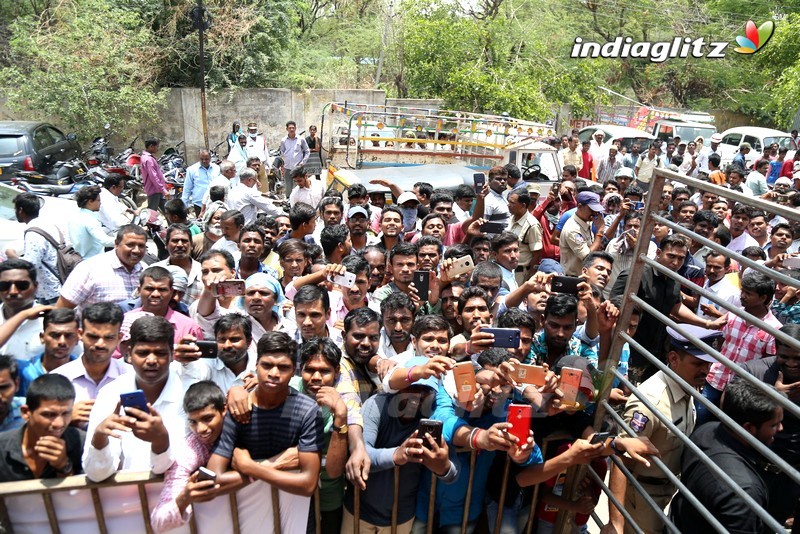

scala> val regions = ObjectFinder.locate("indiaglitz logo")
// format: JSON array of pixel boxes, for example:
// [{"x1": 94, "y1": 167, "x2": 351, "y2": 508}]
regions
[
  {"x1": 571, "y1": 20, "x2": 775, "y2": 62},
  {"x1": 734, "y1": 20, "x2": 775, "y2": 54}
]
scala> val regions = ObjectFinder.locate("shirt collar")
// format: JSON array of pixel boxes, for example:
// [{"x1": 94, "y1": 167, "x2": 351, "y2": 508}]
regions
[{"x1": 663, "y1": 371, "x2": 689, "y2": 403}]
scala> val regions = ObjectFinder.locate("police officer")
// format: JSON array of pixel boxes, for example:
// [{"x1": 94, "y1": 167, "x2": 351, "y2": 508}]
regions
[{"x1": 605, "y1": 325, "x2": 723, "y2": 534}]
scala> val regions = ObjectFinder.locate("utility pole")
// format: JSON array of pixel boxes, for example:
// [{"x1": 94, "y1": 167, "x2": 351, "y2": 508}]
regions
[
  {"x1": 375, "y1": 0, "x2": 393, "y2": 87},
  {"x1": 192, "y1": 0, "x2": 211, "y2": 150}
]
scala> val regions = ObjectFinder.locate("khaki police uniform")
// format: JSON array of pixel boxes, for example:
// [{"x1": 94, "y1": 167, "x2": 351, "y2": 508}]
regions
[{"x1": 620, "y1": 370, "x2": 694, "y2": 534}]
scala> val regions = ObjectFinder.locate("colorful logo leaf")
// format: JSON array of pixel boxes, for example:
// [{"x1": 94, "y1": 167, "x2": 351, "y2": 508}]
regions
[{"x1": 734, "y1": 20, "x2": 775, "y2": 54}]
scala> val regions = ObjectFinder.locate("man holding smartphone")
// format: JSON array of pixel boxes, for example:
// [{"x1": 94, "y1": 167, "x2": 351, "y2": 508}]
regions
[{"x1": 559, "y1": 191, "x2": 606, "y2": 276}]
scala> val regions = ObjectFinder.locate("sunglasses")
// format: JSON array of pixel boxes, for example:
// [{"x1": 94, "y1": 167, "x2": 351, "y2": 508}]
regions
[{"x1": 0, "y1": 280, "x2": 31, "y2": 291}]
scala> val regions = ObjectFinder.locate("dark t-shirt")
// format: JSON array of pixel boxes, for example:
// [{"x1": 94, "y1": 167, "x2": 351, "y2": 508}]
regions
[
  {"x1": 213, "y1": 388, "x2": 324, "y2": 460},
  {"x1": 0, "y1": 425, "x2": 85, "y2": 482}
]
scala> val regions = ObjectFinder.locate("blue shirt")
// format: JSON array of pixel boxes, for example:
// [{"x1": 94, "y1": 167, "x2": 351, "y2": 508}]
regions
[
  {"x1": 68, "y1": 208, "x2": 115, "y2": 258},
  {"x1": 18, "y1": 353, "x2": 78, "y2": 396},
  {"x1": 767, "y1": 160, "x2": 782, "y2": 186},
  {"x1": 0, "y1": 397, "x2": 25, "y2": 432},
  {"x1": 182, "y1": 161, "x2": 220, "y2": 207}
]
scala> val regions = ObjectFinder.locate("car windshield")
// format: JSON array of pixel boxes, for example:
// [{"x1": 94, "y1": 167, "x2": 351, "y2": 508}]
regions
[
  {"x1": 764, "y1": 136, "x2": 797, "y2": 150},
  {"x1": 0, "y1": 135, "x2": 24, "y2": 158},
  {"x1": 521, "y1": 151, "x2": 560, "y2": 181},
  {"x1": 674, "y1": 126, "x2": 715, "y2": 143}
]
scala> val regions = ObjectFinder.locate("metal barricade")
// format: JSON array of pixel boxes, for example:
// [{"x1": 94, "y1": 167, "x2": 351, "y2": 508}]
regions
[{"x1": 554, "y1": 167, "x2": 800, "y2": 533}]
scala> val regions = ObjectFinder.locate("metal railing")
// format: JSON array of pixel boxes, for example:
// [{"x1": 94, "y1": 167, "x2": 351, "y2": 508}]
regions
[{"x1": 554, "y1": 167, "x2": 800, "y2": 533}]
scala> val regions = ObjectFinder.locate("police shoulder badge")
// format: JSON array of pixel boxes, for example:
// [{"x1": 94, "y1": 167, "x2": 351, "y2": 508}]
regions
[{"x1": 630, "y1": 411, "x2": 650, "y2": 433}]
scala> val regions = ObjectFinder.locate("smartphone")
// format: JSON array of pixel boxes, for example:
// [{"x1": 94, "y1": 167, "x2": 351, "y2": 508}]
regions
[
  {"x1": 590, "y1": 431, "x2": 611, "y2": 445},
  {"x1": 473, "y1": 172, "x2": 486, "y2": 193},
  {"x1": 197, "y1": 466, "x2": 217, "y2": 483},
  {"x1": 330, "y1": 271, "x2": 357, "y2": 289},
  {"x1": 215, "y1": 279, "x2": 245, "y2": 297},
  {"x1": 452, "y1": 361, "x2": 477, "y2": 405},
  {"x1": 480, "y1": 327, "x2": 521, "y2": 349},
  {"x1": 479, "y1": 221, "x2": 506, "y2": 234},
  {"x1": 777, "y1": 194, "x2": 789, "y2": 203},
  {"x1": 551, "y1": 275, "x2": 582, "y2": 295},
  {"x1": 510, "y1": 364, "x2": 547, "y2": 387},
  {"x1": 560, "y1": 367, "x2": 583, "y2": 407},
  {"x1": 196, "y1": 340, "x2": 218, "y2": 359},
  {"x1": 418, "y1": 419, "x2": 444, "y2": 449},
  {"x1": 120, "y1": 390, "x2": 149, "y2": 415},
  {"x1": 632, "y1": 201, "x2": 645, "y2": 211},
  {"x1": 784, "y1": 256, "x2": 800, "y2": 269},
  {"x1": 506, "y1": 404, "x2": 532, "y2": 446},
  {"x1": 413, "y1": 270, "x2": 430, "y2": 300},
  {"x1": 448, "y1": 256, "x2": 475, "y2": 277}
]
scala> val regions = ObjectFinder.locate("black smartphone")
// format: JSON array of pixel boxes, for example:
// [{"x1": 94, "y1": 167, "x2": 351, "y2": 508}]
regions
[
  {"x1": 480, "y1": 327, "x2": 521, "y2": 349},
  {"x1": 480, "y1": 221, "x2": 506, "y2": 234},
  {"x1": 551, "y1": 275, "x2": 582, "y2": 295},
  {"x1": 197, "y1": 466, "x2": 217, "y2": 482},
  {"x1": 473, "y1": 173, "x2": 486, "y2": 193},
  {"x1": 413, "y1": 270, "x2": 430, "y2": 300},
  {"x1": 591, "y1": 431, "x2": 611, "y2": 445},
  {"x1": 418, "y1": 419, "x2": 443, "y2": 449},
  {"x1": 196, "y1": 340, "x2": 218, "y2": 359},
  {"x1": 120, "y1": 390, "x2": 149, "y2": 415}
]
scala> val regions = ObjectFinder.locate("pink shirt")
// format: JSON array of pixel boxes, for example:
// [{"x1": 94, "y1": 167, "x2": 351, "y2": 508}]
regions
[
  {"x1": 114, "y1": 307, "x2": 204, "y2": 359},
  {"x1": 140, "y1": 150, "x2": 166, "y2": 196},
  {"x1": 151, "y1": 432, "x2": 211, "y2": 532}
]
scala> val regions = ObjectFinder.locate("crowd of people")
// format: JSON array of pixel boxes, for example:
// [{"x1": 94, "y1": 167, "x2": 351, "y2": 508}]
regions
[{"x1": 0, "y1": 122, "x2": 798, "y2": 534}]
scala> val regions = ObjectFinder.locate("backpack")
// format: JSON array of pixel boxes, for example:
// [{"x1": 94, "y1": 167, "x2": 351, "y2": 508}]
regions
[{"x1": 23, "y1": 227, "x2": 83, "y2": 283}]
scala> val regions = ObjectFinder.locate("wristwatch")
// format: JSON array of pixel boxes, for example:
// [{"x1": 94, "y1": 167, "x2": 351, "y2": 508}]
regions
[
  {"x1": 332, "y1": 423, "x2": 349, "y2": 435},
  {"x1": 54, "y1": 459, "x2": 73, "y2": 476}
]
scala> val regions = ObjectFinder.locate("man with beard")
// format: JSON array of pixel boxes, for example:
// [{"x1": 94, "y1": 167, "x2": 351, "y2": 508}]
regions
[
  {"x1": 347, "y1": 206, "x2": 378, "y2": 255},
  {"x1": 690, "y1": 251, "x2": 741, "y2": 320},
  {"x1": 440, "y1": 282, "x2": 465, "y2": 337},
  {"x1": 526, "y1": 293, "x2": 596, "y2": 367},
  {"x1": 416, "y1": 235, "x2": 443, "y2": 273},
  {"x1": 608, "y1": 325, "x2": 722, "y2": 534},
  {"x1": 448, "y1": 287, "x2": 494, "y2": 361},
  {"x1": 766, "y1": 223, "x2": 794, "y2": 261},
  {"x1": 176, "y1": 313, "x2": 255, "y2": 393},
  {"x1": 155, "y1": 224, "x2": 204, "y2": 306},
  {"x1": 728, "y1": 204, "x2": 759, "y2": 254},
  {"x1": 742, "y1": 324, "x2": 800, "y2": 525},
  {"x1": 193, "y1": 203, "x2": 225, "y2": 259},
  {"x1": 282, "y1": 285, "x2": 344, "y2": 347},
  {"x1": 685, "y1": 210, "x2": 720, "y2": 265},
  {"x1": 53, "y1": 303, "x2": 128, "y2": 429},
  {"x1": 492, "y1": 232, "x2": 521, "y2": 291},
  {"x1": 255, "y1": 216, "x2": 282, "y2": 276},
  {"x1": 748, "y1": 210, "x2": 770, "y2": 248},
  {"x1": 427, "y1": 191, "x2": 486, "y2": 246},
  {"x1": 312, "y1": 197, "x2": 344, "y2": 244},
  {"x1": 117, "y1": 267, "x2": 204, "y2": 359},
  {"x1": 373, "y1": 243, "x2": 419, "y2": 304},
  {"x1": 361, "y1": 246, "x2": 386, "y2": 294},
  {"x1": 340, "y1": 308, "x2": 383, "y2": 403},
  {"x1": 376, "y1": 206, "x2": 403, "y2": 252},
  {"x1": 379, "y1": 292, "x2": 415, "y2": 359}
]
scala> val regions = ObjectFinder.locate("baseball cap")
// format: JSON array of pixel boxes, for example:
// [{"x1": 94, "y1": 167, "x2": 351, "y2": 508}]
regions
[
  {"x1": 576, "y1": 191, "x2": 605, "y2": 213},
  {"x1": 397, "y1": 192, "x2": 419, "y2": 205},
  {"x1": 347, "y1": 206, "x2": 369, "y2": 219},
  {"x1": 614, "y1": 167, "x2": 634, "y2": 179},
  {"x1": 740, "y1": 142, "x2": 752, "y2": 150},
  {"x1": 537, "y1": 258, "x2": 565, "y2": 275},
  {"x1": 710, "y1": 133, "x2": 722, "y2": 143},
  {"x1": 666, "y1": 325, "x2": 724, "y2": 363}
]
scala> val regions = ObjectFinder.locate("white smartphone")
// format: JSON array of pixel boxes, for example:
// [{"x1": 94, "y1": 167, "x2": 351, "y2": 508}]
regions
[
  {"x1": 330, "y1": 271, "x2": 357, "y2": 289},
  {"x1": 448, "y1": 256, "x2": 475, "y2": 277},
  {"x1": 784, "y1": 256, "x2": 800, "y2": 269}
]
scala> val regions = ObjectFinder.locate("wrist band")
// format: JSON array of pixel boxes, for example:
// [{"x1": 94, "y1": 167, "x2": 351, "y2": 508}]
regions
[
  {"x1": 468, "y1": 427, "x2": 479, "y2": 450},
  {"x1": 471, "y1": 428, "x2": 482, "y2": 451},
  {"x1": 406, "y1": 366, "x2": 416, "y2": 383}
]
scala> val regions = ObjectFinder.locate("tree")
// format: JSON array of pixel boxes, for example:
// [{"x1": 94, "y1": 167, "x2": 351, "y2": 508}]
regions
[{"x1": 0, "y1": 0, "x2": 167, "y2": 142}]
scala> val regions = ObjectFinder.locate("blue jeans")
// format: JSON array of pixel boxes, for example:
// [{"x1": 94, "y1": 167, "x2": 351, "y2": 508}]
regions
[
  {"x1": 485, "y1": 494, "x2": 530, "y2": 534},
  {"x1": 696, "y1": 381, "x2": 722, "y2": 426}
]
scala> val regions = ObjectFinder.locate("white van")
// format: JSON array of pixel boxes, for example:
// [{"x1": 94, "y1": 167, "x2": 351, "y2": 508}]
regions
[
  {"x1": 578, "y1": 125, "x2": 656, "y2": 152},
  {"x1": 651, "y1": 120, "x2": 716, "y2": 145}
]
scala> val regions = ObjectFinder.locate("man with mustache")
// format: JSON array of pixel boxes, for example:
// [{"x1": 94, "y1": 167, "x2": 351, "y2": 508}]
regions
[
  {"x1": 57, "y1": 224, "x2": 148, "y2": 310},
  {"x1": 155, "y1": 224, "x2": 204, "y2": 306}
]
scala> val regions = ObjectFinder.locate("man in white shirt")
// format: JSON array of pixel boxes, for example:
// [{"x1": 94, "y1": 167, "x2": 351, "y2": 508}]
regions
[
  {"x1": 0, "y1": 259, "x2": 46, "y2": 360},
  {"x1": 634, "y1": 144, "x2": 663, "y2": 190},
  {"x1": 226, "y1": 168, "x2": 282, "y2": 225},
  {"x1": 695, "y1": 251, "x2": 741, "y2": 319},
  {"x1": 728, "y1": 204, "x2": 759, "y2": 254},
  {"x1": 182, "y1": 150, "x2": 220, "y2": 217},
  {"x1": 288, "y1": 167, "x2": 325, "y2": 208},
  {"x1": 98, "y1": 174, "x2": 131, "y2": 234},
  {"x1": 202, "y1": 160, "x2": 238, "y2": 209},
  {"x1": 53, "y1": 302, "x2": 130, "y2": 428},
  {"x1": 589, "y1": 130, "x2": 607, "y2": 176},
  {"x1": 83, "y1": 315, "x2": 187, "y2": 482},
  {"x1": 9, "y1": 193, "x2": 62, "y2": 303}
]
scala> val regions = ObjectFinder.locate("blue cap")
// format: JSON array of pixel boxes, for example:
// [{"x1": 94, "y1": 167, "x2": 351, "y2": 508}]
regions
[
  {"x1": 403, "y1": 356, "x2": 441, "y2": 391},
  {"x1": 537, "y1": 259, "x2": 564, "y2": 275}
]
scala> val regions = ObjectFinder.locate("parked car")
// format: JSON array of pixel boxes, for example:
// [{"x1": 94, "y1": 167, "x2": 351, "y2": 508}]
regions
[
  {"x1": 578, "y1": 125, "x2": 657, "y2": 153},
  {"x1": 651, "y1": 120, "x2": 716, "y2": 145},
  {"x1": 717, "y1": 126, "x2": 797, "y2": 169},
  {"x1": 0, "y1": 121, "x2": 82, "y2": 178}
]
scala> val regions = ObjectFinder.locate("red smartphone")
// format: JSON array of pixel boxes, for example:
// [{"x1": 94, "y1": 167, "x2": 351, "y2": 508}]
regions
[{"x1": 506, "y1": 404, "x2": 532, "y2": 446}]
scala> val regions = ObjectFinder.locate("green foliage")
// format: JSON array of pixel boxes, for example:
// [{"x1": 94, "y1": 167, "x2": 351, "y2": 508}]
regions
[{"x1": 0, "y1": 0, "x2": 167, "y2": 142}]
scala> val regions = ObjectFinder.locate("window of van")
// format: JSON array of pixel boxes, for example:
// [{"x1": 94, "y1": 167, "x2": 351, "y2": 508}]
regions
[
  {"x1": 721, "y1": 133, "x2": 742, "y2": 146},
  {"x1": 743, "y1": 135, "x2": 761, "y2": 151}
]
